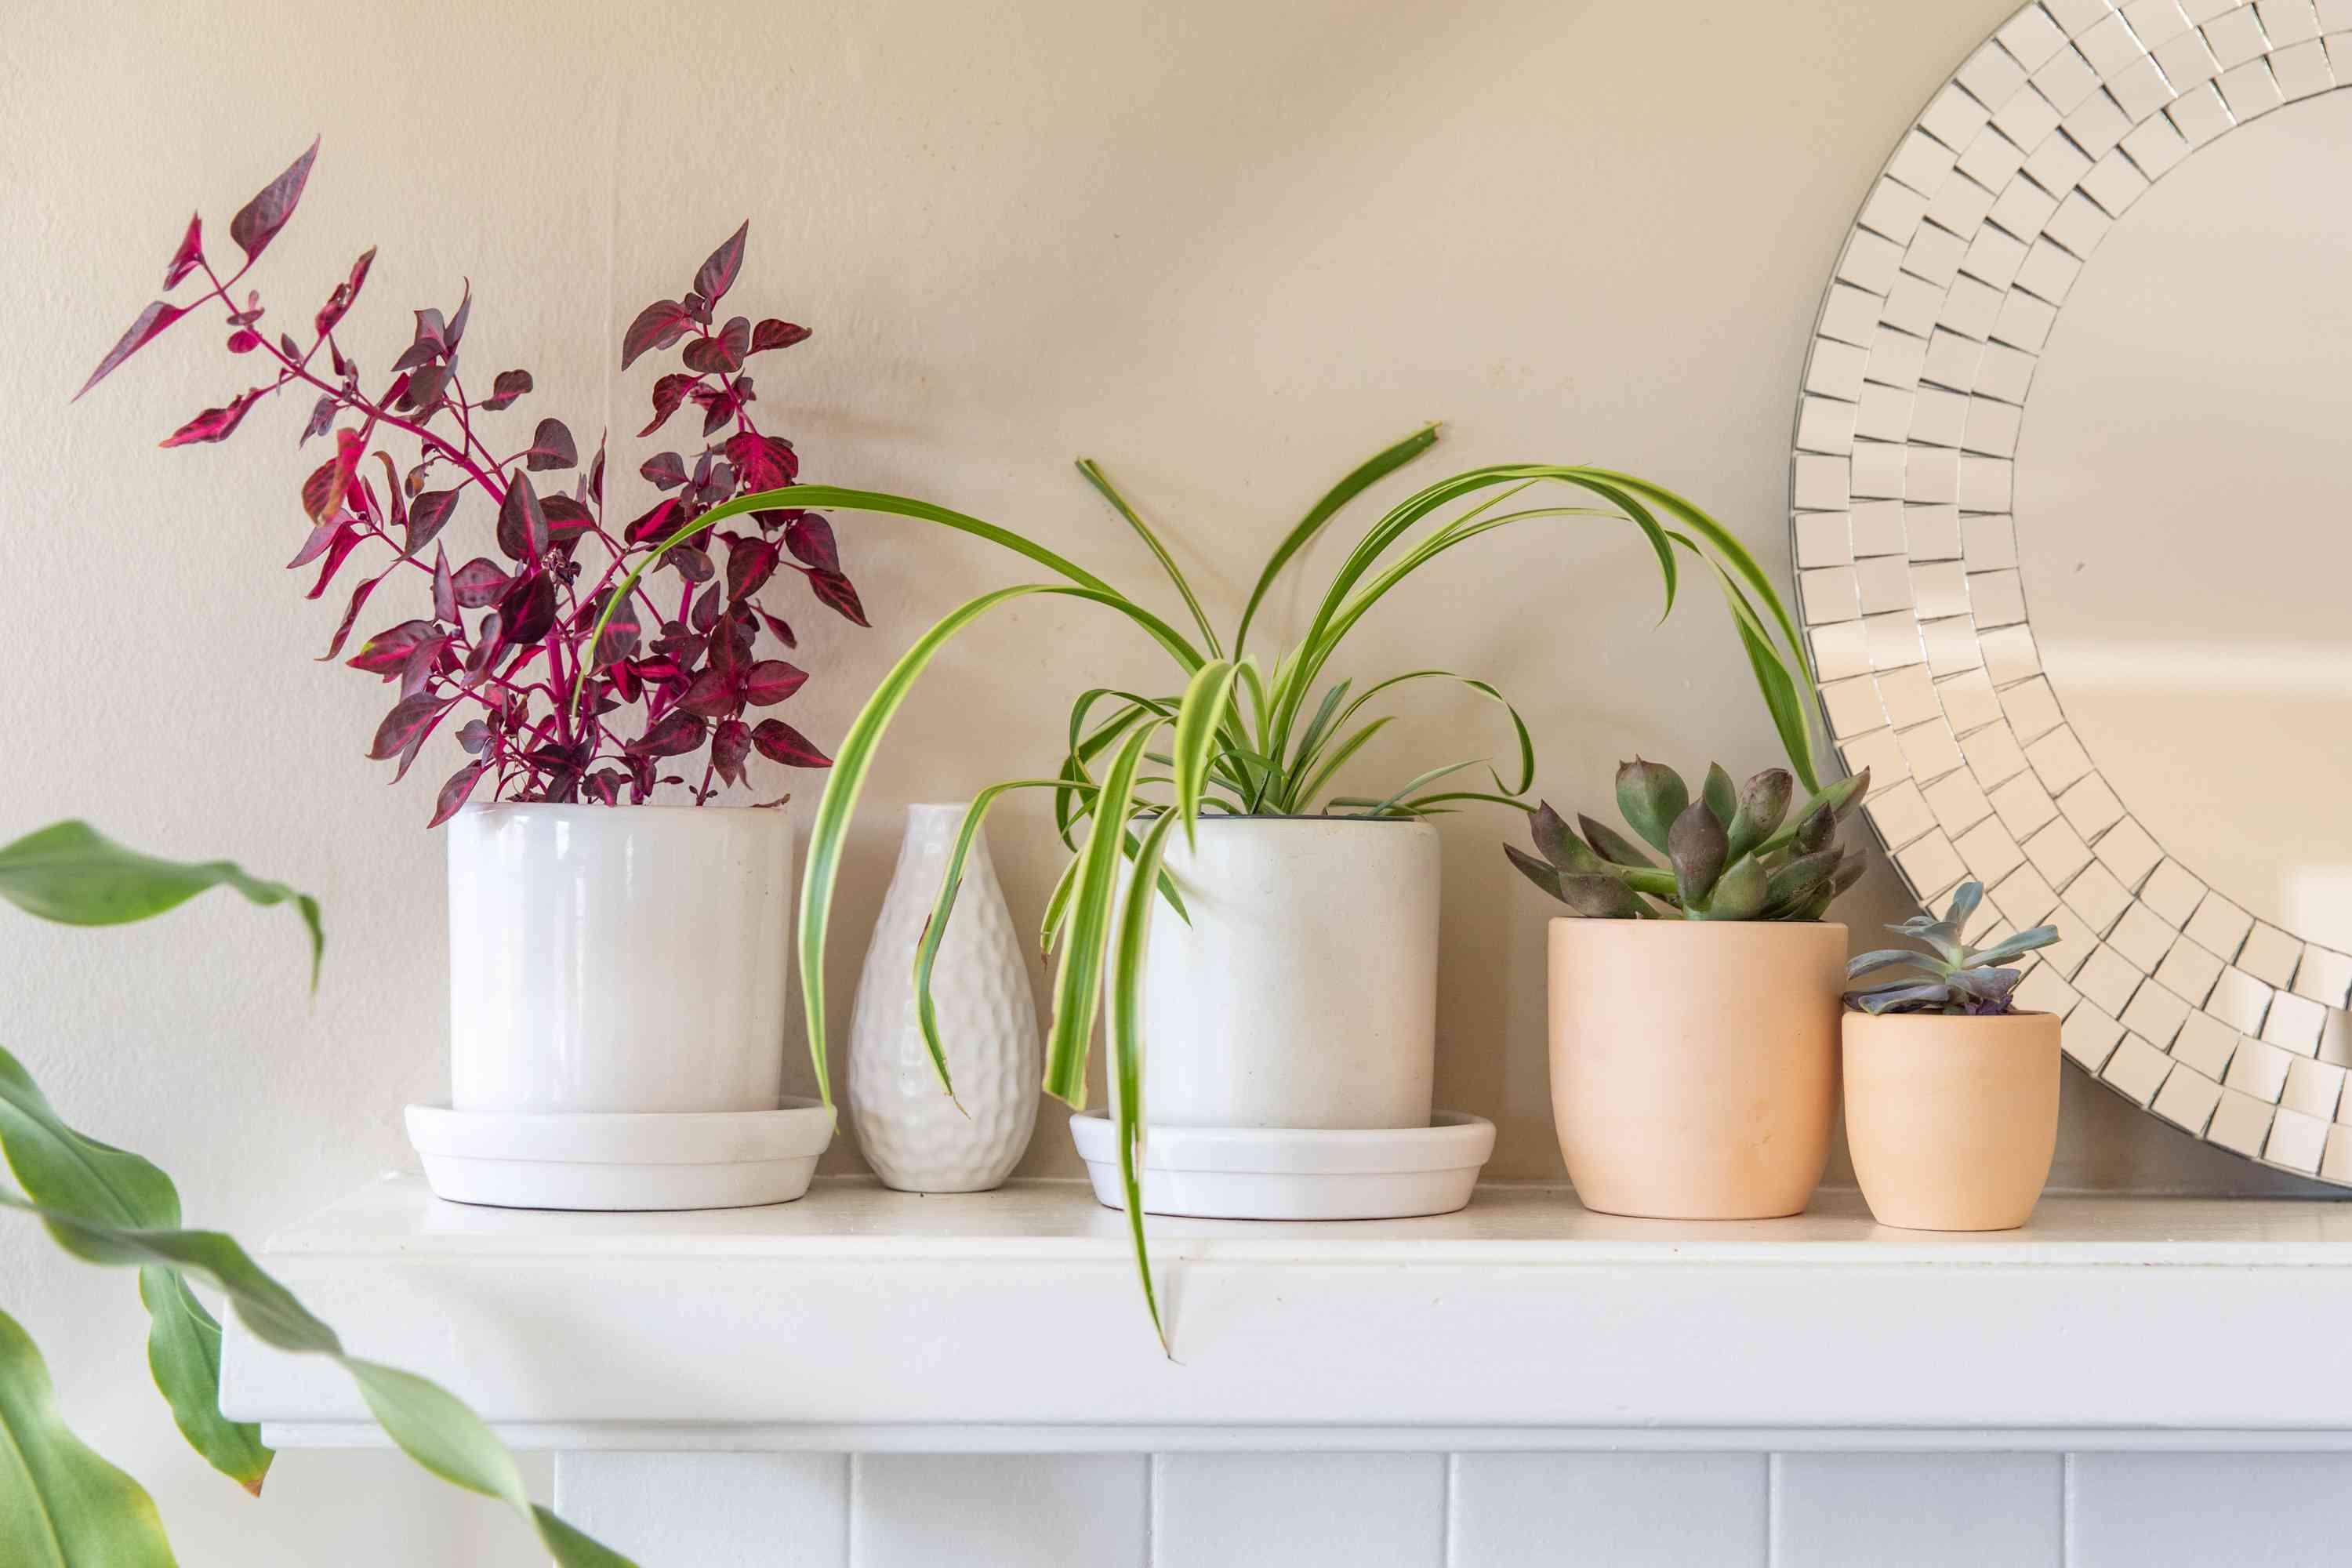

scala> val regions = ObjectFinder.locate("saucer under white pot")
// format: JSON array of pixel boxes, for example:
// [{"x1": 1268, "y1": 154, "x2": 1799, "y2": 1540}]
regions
[
  {"x1": 1069, "y1": 1111, "x2": 1495, "y2": 1220},
  {"x1": 407, "y1": 1100, "x2": 833, "y2": 1210}
]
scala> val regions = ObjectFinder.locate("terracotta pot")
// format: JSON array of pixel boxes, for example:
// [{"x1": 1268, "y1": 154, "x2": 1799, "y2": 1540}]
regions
[
  {"x1": 1842, "y1": 1010, "x2": 2060, "y2": 1231},
  {"x1": 1548, "y1": 919, "x2": 1844, "y2": 1219}
]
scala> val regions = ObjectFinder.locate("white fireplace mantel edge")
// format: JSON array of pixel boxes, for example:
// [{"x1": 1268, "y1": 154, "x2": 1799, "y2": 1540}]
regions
[{"x1": 220, "y1": 1176, "x2": 2352, "y2": 1454}]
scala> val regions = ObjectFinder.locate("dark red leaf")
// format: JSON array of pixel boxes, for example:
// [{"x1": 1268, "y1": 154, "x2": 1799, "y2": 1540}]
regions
[
  {"x1": 433, "y1": 545, "x2": 457, "y2": 622},
  {"x1": 694, "y1": 223, "x2": 749, "y2": 308},
  {"x1": 741, "y1": 659, "x2": 808, "y2": 707},
  {"x1": 428, "y1": 761, "x2": 491, "y2": 828},
  {"x1": 372, "y1": 452, "x2": 406, "y2": 534},
  {"x1": 229, "y1": 137, "x2": 319, "y2": 265},
  {"x1": 451, "y1": 557, "x2": 509, "y2": 608},
  {"x1": 682, "y1": 315, "x2": 750, "y2": 376},
  {"x1": 665, "y1": 543, "x2": 714, "y2": 584},
  {"x1": 637, "y1": 373, "x2": 698, "y2": 437},
  {"x1": 496, "y1": 476, "x2": 549, "y2": 561},
  {"x1": 74, "y1": 300, "x2": 189, "y2": 401},
  {"x1": 479, "y1": 368, "x2": 532, "y2": 411},
  {"x1": 711, "y1": 719, "x2": 752, "y2": 787},
  {"x1": 301, "y1": 428, "x2": 364, "y2": 524},
  {"x1": 724, "y1": 430, "x2": 796, "y2": 492},
  {"x1": 303, "y1": 524, "x2": 363, "y2": 600},
  {"x1": 621, "y1": 299, "x2": 694, "y2": 370},
  {"x1": 347, "y1": 619, "x2": 441, "y2": 676},
  {"x1": 318, "y1": 572, "x2": 379, "y2": 660},
  {"x1": 750, "y1": 319, "x2": 810, "y2": 354},
  {"x1": 314, "y1": 246, "x2": 376, "y2": 338},
  {"x1": 808, "y1": 568, "x2": 868, "y2": 626},
  {"x1": 278, "y1": 331, "x2": 301, "y2": 361},
  {"x1": 456, "y1": 719, "x2": 493, "y2": 756},
  {"x1": 163, "y1": 214, "x2": 205, "y2": 289},
  {"x1": 754, "y1": 605, "x2": 797, "y2": 648},
  {"x1": 397, "y1": 634, "x2": 447, "y2": 699},
  {"x1": 159, "y1": 387, "x2": 262, "y2": 448},
  {"x1": 690, "y1": 386, "x2": 735, "y2": 437},
  {"x1": 225, "y1": 328, "x2": 262, "y2": 354},
  {"x1": 498, "y1": 569, "x2": 557, "y2": 645},
  {"x1": 524, "y1": 417, "x2": 576, "y2": 471},
  {"x1": 286, "y1": 518, "x2": 342, "y2": 570},
  {"x1": 678, "y1": 669, "x2": 739, "y2": 720},
  {"x1": 299, "y1": 394, "x2": 339, "y2": 445},
  {"x1": 464, "y1": 612, "x2": 502, "y2": 677},
  {"x1": 590, "y1": 590, "x2": 641, "y2": 668},
  {"x1": 398, "y1": 362, "x2": 450, "y2": 412},
  {"x1": 412, "y1": 307, "x2": 448, "y2": 354},
  {"x1": 752, "y1": 718, "x2": 831, "y2": 768},
  {"x1": 624, "y1": 496, "x2": 682, "y2": 545},
  {"x1": 445, "y1": 281, "x2": 471, "y2": 351},
  {"x1": 390, "y1": 338, "x2": 442, "y2": 376},
  {"x1": 630, "y1": 710, "x2": 707, "y2": 758},
  {"x1": 541, "y1": 493, "x2": 593, "y2": 550},
  {"x1": 724, "y1": 535, "x2": 779, "y2": 602},
  {"x1": 368, "y1": 693, "x2": 446, "y2": 760},
  {"x1": 407, "y1": 487, "x2": 462, "y2": 556},
  {"x1": 782, "y1": 512, "x2": 839, "y2": 572},
  {"x1": 690, "y1": 581, "x2": 721, "y2": 633},
  {"x1": 639, "y1": 451, "x2": 688, "y2": 491},
  {"x1": 589, "y1": 441, "x2": 604, "y2": 507}
]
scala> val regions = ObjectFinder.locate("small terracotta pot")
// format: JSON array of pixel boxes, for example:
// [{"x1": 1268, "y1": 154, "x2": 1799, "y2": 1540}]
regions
[
  {"x1": 1842, "y1": 1010, "x2": 2060, "y2": 1232},
  {"x1": 1549, "y1": 920, "x2": 1845, "y2": 1220}
]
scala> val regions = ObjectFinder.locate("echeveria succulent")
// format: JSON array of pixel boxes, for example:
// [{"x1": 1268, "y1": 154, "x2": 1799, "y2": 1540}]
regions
[
  {"x1": 1843, "y1": 882, "x2": 2059, "y2": 1014},
  {"x1": 1505, "y1": 759, "x2": 1868, "y2": 920}
]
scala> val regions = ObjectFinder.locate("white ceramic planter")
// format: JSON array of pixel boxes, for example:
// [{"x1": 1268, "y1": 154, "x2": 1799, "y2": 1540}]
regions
[
  {"x1": 447, "y1": 804, "x2": 795, "y2": 1114},
  {"x1": 848, "y1": 803, "x2": 1041, "y2": 1192},
  {"x1": 1139, "y1": 816, "x2": 1440, "y2": 1129}
]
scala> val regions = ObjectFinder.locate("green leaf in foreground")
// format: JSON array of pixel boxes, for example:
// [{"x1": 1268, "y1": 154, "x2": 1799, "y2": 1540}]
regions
[
  {"x1": 0, "y1": 1044, "x2": 633, "y2": 1568},
  {"x1": 0, "y1": 1305, "x2": 179, "y2": 1568},
  {"x1": 0, "y1": 1043, "x2": 271, "y2": 1494},
  {"x1": 0, "y1": 821, "x2": 322, "y2": 990},
  {"x1": 0, "y1": 1187, "x2": 635, "y2": 1568}
]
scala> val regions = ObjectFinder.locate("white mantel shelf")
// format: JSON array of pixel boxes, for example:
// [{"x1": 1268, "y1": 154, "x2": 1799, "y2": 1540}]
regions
[{"x1": 220, "y1": 1177, "x2": 2352, "y2": 1454}]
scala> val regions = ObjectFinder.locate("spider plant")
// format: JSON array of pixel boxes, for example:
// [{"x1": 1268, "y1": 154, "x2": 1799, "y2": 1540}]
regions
[{"x1": 582, "y1": 424, "x2": 1821, "y2": 1345}]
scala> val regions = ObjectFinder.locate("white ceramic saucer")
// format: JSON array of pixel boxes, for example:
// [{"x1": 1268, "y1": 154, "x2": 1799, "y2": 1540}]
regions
[
  {"x1": 405, "y1": 1098, "x2": 834, "y2": 1211},
  {"x1": 1067, "y1": 1110, "x2": 1496, "y2": 1220}
]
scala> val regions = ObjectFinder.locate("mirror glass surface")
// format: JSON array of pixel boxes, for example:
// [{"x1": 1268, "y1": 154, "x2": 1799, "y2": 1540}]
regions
[{"x1": 2016, "y1": 89, "x2": 2352, "y2": 955}]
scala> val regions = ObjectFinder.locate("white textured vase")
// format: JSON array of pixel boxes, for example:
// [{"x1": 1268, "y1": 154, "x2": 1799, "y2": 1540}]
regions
[
  {"x1": 1140, "y1": 817, "x2": 1440, "y2": 1128},
  {"x1": 848, "y1": 804, "x2": 1041, "y2": 1192},
  {"x1": 447, "y1": 804, "x2": 794, "y2": 1114}
]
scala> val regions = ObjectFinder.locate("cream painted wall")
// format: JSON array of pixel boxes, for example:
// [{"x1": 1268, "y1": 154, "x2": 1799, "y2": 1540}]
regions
[{"x1": 1, "y1": 0, "x2": 2324, "y2": 1559}]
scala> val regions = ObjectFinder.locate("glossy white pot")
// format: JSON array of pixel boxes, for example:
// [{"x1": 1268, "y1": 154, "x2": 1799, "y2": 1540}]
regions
[
  {"x1": 1139, "y1": 816, "x2": 1440, "y2": 1128},
  {"x1": 848, "y1": 804, "x2": 1041, "y2": 1192},
  {"x1": 446, "y1": 804, "x2": 794, "y2": 1113}
]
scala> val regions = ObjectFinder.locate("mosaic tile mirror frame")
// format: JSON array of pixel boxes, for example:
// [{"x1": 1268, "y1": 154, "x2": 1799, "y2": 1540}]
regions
[{"x1": 1790, "y1": 0, "x2": 2352, "y2": 1180}]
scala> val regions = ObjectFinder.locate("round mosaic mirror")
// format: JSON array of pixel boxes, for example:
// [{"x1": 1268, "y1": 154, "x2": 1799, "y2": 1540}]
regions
[{"x1": 1789, "y1": 0, "x2": 2352, "y2": 1180}]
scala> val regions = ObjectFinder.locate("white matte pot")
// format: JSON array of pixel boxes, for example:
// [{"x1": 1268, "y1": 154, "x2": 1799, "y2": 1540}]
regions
[
  {"x1": 1138, "y1": 816, "x2": 1440, "y2": 1129},
  {"x1": 446, "y1": 804, "x2": 795, "y2": 1114}
]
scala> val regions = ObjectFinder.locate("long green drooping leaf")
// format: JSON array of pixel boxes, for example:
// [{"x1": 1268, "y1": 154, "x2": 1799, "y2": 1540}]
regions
[
  {"x1": 0, "y1": 821, "x2": 322, "y2": 991},
  {"x1": 572, "y1": 481, "x2": 1174, "y2": 719},
  {"x1": 802, "y1": 586, "x2": 1204, "y2": 1105},
  {"x1": 911, "y1": 780, "x2": 1093, "y2": 1102},
  {"x1": 1040, "y1": 721, "x2": 1157, "y2": 1107},
  {"x1": 1105, "y1": 807, "x2": 1181, "y2": 1354},
  {"x1": 1076, "y1": 459, "x2": 1221, "y2": 659},
  {"x1": 1231, "y1": 424, "x2": 1439, "y2": 658},
  {"x1": 0, "y1": 1305, "x2": 178, "y2": 1568},
  {"x1": 0, "y1": 1027, "x2": 273, "y2": 1497},
  {"x1": 0, "y1": 1186, "x2": 633, "y2": 1568}
]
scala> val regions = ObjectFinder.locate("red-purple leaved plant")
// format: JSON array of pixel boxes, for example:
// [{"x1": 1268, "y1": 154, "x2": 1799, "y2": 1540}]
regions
[{"x1": 78, "y1": 138, "x2": 864, "y2": 826}]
